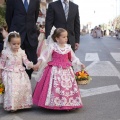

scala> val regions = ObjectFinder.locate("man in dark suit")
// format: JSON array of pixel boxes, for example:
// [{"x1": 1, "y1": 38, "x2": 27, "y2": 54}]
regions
[
  {"x1": 6, "y1": 0, "x2": 40, "y2": 78},
  {"x1": 45, "y1": 0, "x2": 80, "y2": 51}
]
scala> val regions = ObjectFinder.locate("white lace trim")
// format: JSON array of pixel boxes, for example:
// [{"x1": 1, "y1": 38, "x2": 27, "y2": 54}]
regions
[
  {"x1": 53, "y1": 43, "x2": 71, "y2": 54},
  {"x1": 45, "y1": 66, "x2": 82, "y2": 106},
  {"x1": 45, "y1": 67, "x2": 55, "y2": 106}
]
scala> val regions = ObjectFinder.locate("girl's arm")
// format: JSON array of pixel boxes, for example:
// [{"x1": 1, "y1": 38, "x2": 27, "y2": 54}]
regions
[
  {"x1": 37, "y1": 44, "x2": 53, "y2": 62},
  {"x1": 33, "y1": 44, "x2": 53, "y2": 71},
  {"x1": 0, "y1": 50, "x2": 7, "y2": 79},
  {"x1": 0, "y1": 50, "x2": 7, "y2": 69},
  {"x1": 21, "y1": 50, "x2": 33, "y2": 69},
  {"x1": 70, "y1": 48, "x2": 85, "y2": 72}
]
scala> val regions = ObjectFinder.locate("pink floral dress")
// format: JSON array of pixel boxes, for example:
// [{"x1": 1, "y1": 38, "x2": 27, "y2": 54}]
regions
[
  {"x1": 0, "y1": 48, "x2": 33, "y2": 111},
  {"x1": 33, "y1": 43, "x2": 83, "y2": 110}
]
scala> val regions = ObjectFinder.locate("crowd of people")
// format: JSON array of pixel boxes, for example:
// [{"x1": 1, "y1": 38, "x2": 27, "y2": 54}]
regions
[
  {"x1": 90, "y1": 25, "x2": 120, "y2": 40},
  {"x1": 0, "y1": 0, "x2": 85, "y2": 112},
  {"x1": 91, "y1": 26, "x2": 103, "y2": 38}
]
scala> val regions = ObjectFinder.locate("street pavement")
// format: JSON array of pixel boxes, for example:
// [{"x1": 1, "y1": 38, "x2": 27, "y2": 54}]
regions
[{"x1": 0, "y1": 34, "x2": 120, "y2": 120}]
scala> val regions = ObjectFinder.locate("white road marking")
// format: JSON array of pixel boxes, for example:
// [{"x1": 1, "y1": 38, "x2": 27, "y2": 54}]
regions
[
  {"x1": 85, "y1": 53, "x2": 100, "y2": 61},
  {"x1": 110, "y1": 53, "x2": 120, "y2": 61},
  {"x1": 0, "y1": 116, "x2": 23, "y2": 120},
  {"x1": 80, "y1": 85, "x2": 120, "y2": 97},
  {"x1": 86, "y1": 61, "x2": 120, "y2": 79}
]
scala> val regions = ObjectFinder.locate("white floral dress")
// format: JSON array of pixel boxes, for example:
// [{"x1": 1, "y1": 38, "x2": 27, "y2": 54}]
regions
[{"x1": 0, "y1": 48, "x2": 33, "y2": 111}]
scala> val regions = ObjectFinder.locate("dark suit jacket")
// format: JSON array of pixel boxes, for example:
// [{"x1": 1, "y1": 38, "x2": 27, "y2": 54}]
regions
[
  {"x1": 6, "y1": 0, "x2": 40, "y2": 47},
  {"x1": 0, "y1": 34, "x2": 3, "y2": 53},
  {"x1": 45, "y1": 0, "x2": 80, "y2": 49}
]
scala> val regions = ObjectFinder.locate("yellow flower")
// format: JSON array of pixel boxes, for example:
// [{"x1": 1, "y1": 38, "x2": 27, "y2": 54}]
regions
[
  {"x1": 78, "y1": 76, "x2": 81, "y2": 79},
  {"x1": 79, "y1": 72, "x2": 81, "y2": 74},
  {"x1": 79, "y1": 71, "x2": 88, "y2": 78}
]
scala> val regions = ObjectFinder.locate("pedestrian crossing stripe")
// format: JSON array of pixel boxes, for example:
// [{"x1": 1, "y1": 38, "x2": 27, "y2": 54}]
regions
[
  {"x1": 110, "y1": 53, "x2": 120, "y2": 62},
  {"x1": 80, "y1": 85, "x2": 120, "y2": 97},
  {"x1": 86, "y1": 61, "x2": 120, "y2": 79},
  {"x1": 85, "y1": 53, "x2": 100, "y2": 61}
]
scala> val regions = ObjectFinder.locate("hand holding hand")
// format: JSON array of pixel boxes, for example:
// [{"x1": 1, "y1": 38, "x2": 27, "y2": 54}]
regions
[
  {"x1": 33, "y1": 61, "x2": 41, "y2": 71},
  {"x1": 28, "y1": 62, "x2": 33, "y2": 69},
  {"x1": 33, "y1": 64, "x2": 39, "y2": 71}
]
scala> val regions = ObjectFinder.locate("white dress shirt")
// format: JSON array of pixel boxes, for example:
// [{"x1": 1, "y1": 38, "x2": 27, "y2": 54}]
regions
[
  {"x1": 61, "y1": 0, "x2": 69, "y2": 10},
  {"x1": 22, "y1": 0, "x2": 30, "y2": 4}
]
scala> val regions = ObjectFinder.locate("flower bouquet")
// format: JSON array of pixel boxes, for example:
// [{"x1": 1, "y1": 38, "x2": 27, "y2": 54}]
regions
[{"x1": 75, "y1": 70, "x2": 92, "y2": 85}]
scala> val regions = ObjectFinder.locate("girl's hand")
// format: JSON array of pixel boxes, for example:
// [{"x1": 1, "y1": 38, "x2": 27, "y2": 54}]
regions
[
  {"x1": 81, "y1": 64, "x2": 85, "y2": 70},
  {"x1": 33, "y1": 61, "x2": 42, "y2": 71},
  {"x1": 33, "y1": 65, "x2": 39, "y2": 71},
  {"x1": 28, "y1": 62, "x2": 33, "y2": 69}
]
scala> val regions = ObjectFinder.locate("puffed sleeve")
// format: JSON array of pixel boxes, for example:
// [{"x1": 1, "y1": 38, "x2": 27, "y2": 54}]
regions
[
  {"x1": 70, "y1": 48, "x2": 83, "y2": 72},
  {"x1": 33, "y1": 44, "x2": 53, "y2": 82},
  {"x1": 21, "y1": 50, "x2": 33, "y2": 69},
  {"x1": 0, "y1": 50, "x2": 7, "y2": 69},
  {"x1": 38, "y1": 43, "x2": 53, "y2": 62}
]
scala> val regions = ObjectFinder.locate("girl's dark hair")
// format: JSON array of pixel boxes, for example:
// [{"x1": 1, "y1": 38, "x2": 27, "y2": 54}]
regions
[
  {"x1": 52, "y1": 28, "x2": 67, "y2": 42},
  {"x1": 8, "y1": 32, "x2": 20, "y2": 42}
]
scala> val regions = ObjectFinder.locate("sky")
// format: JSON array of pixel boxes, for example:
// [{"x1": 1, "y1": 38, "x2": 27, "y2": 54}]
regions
[{"x1": 73, "y1": 0, "x2": 116, "y2": 26}]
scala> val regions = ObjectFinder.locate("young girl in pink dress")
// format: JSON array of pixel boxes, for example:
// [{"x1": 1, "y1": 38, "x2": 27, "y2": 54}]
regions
[
  {"x1": 33, "y1": 28, "x2": 85, "y2": 110},
  {"x1": 0, "y1": 31, "x2": 33, "y2": 111}
]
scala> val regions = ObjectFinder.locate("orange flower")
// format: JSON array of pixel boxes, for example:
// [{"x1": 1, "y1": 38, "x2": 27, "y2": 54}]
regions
[
  {"x1": 0, "y1": 83, "x2": 5, "y2": 94},
  {"x1": 75, "y1": 70, "x2": 92, "y2": 83},
  {"x1": 79, "y1": 70, "x2": 88, "y2": 79},
  {"x1": 78, "y1": 76, "x2": 81, "y2": 79},
  {"x1": 0, "y1": 88, "x2": 4, "y2": 94}
]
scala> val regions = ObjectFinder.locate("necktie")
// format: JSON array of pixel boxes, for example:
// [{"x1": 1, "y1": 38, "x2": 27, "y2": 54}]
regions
[
  {"x1": 63, "y1": 0, "x2": 69, "y2": 20},
  {"x1": 24, "y1": 0, "x2": 28, "y2": 12}
]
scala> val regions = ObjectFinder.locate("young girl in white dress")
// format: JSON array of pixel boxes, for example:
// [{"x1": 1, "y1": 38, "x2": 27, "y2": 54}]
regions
[
  {"x1": 33, "y1": 28, "x2": 85, "y2": 110},
  {"x1": 0, "y1": 31, "x2": 33, "y2": 111}
]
